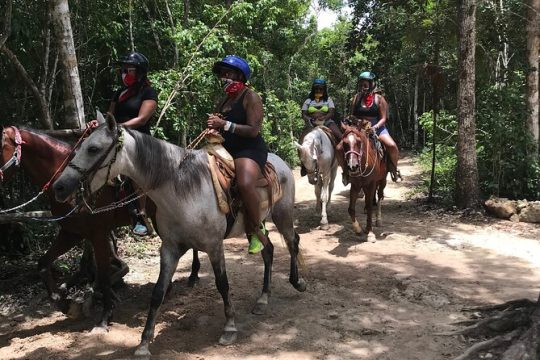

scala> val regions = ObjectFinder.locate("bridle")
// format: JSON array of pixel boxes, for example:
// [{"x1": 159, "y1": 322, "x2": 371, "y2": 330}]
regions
[
  {"x1": 0, "y1": 126, "x2": 23, "y2": 182},
  {"x1": 344, "y1": 129, "x2": 376, "y2": 178},
  {"x1": 68, "y1": 126, "x2": 124, "y2": 197}
]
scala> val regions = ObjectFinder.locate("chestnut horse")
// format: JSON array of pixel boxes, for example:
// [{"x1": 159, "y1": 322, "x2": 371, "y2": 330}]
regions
[
  {"x1": 0, "y1": 126, "x2": 199, "y2": 330},
  {"x1": 337, "y1": 124, "x2": 387, "y2": 241}
]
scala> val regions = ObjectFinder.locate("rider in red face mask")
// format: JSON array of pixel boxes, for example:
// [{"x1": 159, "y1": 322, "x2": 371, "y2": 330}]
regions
[{"x1": 107, "y1": 52, "x2": 158, "y2": 236}]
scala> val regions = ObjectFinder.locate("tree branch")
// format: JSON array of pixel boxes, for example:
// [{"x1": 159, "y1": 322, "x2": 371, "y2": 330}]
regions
[{"x1": 0, "y1": 46, "x2": 53, "y2": 129}]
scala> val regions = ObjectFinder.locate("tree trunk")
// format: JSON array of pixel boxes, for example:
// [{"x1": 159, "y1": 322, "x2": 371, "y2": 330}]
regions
[
  {"x1": 0, "y1": 0, "x2": 12, "y2": 49},
  {"x1": 413, "y1": 68, "x2": 419, "y2": 148},
  {"x1": 456, "y1": 0, "x2": 481, "y2": 208},
  {"x1": 164, "y1": 0, "x2": 179, "y2": 67},
  {"x1": 142, "y1": 2, "x2": 162, "y2": 55},
  {"x1": 527, "y1": 0, "x2": 540, "y2": 154},
  {"x1": 49, "y1": 0, "x2": 85, "y2": 129}
]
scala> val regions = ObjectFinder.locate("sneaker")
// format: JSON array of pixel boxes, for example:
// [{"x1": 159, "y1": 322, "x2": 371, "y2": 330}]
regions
[
  {"x1": 132, "y1": 222, "x2": 148, "y2": 236},
  {"x1": 248, "y1": 223, "x2": 267, "y2": 254},
  {"x1": 390, "y1": 169, "x2": 402, "y2": 182}
]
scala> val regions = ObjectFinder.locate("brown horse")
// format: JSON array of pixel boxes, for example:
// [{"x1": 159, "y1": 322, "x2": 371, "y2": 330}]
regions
[
  {"x1": 0, "y1": 126, "x2": 199, "y2": 330},
  {"x1": 337, "y1": 124, "x2": 387, "y2": 241}
]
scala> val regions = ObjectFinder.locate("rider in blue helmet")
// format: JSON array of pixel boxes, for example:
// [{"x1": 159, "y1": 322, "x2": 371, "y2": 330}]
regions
[
  {"x1": 207, "y1": 55, "x2": 269, "y2": 254},
  {"x1": 299, "y1": 78, "x2": 343, "y2": 177},
  {"x1": 341, "y1": 71, "x2": 401, "y2": 184}
]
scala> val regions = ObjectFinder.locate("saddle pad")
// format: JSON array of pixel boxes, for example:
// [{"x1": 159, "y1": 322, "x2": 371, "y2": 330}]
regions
[{"x1": 204, "y1": 143, "x2": 283, "y2": 214}]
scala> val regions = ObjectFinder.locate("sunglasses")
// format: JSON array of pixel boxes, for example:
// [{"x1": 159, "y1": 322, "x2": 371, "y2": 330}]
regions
[{"x1": 121, "y1": 67, "x2": 137, "y2": 74}]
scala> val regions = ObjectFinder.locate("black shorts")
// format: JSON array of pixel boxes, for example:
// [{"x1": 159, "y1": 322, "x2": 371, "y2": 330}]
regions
[{"x1": 230, "y1": 148, "x2": 268, "y2": 172}]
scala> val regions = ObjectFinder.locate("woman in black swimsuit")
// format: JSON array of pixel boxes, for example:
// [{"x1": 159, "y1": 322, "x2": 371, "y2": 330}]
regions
[{"x1": 207, "y1": 55, "x2": 268, "y2": 254}]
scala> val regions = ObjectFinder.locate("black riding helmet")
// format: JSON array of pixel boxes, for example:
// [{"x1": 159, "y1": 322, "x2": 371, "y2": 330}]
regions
[{"x1": 116, "y1": 52, "x2": 149, "y2": 73}]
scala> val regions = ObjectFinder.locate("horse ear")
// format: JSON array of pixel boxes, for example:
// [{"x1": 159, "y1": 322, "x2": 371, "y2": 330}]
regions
[
  {"x1": 96, "y1": 110, "x2": 106, "y2": 125},
  {"x1": 105, "y1": 112, "x2": 117, "y2": 132}
]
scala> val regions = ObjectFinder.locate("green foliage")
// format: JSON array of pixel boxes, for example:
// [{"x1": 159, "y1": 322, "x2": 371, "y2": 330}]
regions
[
  {"x1": 418, "y1": 110, "x2": 458, "y2": 200},
  {"x1": 476, "y1": 81, "x2": 540, "y2": 200}
]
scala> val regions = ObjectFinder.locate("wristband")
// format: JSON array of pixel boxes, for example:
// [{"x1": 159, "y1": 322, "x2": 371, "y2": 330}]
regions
[
  {"x1": 230, "y1": 123, "x2": 236, "y2": 133},
  {"x1": 224, "y1": 121, "x2": 232, "y2": 131}
]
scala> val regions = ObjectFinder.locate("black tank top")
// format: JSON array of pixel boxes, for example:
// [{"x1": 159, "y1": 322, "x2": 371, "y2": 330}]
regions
[
  {"x1": 220, "y1": 90, "x2": 267, "y2": 154},
  {"x1": 353, "y1": 94, "x2": 380, "y2": 119}
]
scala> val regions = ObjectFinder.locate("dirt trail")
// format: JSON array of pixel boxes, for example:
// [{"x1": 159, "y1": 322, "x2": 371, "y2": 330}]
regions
[{"x1": 1, "y1": 154, "x2": 539, "y2": 360}]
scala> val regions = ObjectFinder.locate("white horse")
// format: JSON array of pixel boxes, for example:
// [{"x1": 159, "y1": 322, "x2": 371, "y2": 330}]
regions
[
  {"x1": 295, "y1": 127, "x2": 337, "y2": 230},
  {"x1": 53, "y1": 113, "x2": 306, "y2": 356}
]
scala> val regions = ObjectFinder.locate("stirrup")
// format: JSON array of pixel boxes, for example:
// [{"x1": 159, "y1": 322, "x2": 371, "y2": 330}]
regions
[{"x1": 390, "y1": 169, "x2": 402, "y2": 182}]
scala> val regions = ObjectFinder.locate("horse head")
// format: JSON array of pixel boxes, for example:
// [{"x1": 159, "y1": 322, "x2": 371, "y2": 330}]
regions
[
  {"x1": 53, "y1": 111, "x2": 121, "y2": 202},
  {"x1": 341, "y1": 125, "x2": 371, "y2": 177},
  {"x1": 0, "y1": 126, "x2": 23, "y2": 182},
  {"x1": 294, "y1": 131, "x2": 320, "y2": 185}
]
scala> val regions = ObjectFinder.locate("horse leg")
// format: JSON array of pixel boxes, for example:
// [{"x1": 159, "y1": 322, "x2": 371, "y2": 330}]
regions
[
  {"x1": 349, "y1": 185, "x2": 362, "y2": 235},
  {"x1": 272, "y1": 205, "x2": 306, "y2": 292},
  {"x1": 187, "y1": 249, "x2": 200, "y2": 287},
  {"x1": 319, "y1": 179, "x2": 330, "y2": 230},
  {"x1": 252, "y1": 237, "x2": 274, "y2": 315},
  {"x1": 135, "y1": 241, "x2": 186, "y2": 356},
  {"x1": 207, "y1": 244, "x2": 237, "y2": 345},
  {"x1": 363, "y1": 183, "x2": 377, "y2": 242},
  {"x1": 376, "y1": 180, "x2": 386, "y2": 227},
  {"x1": 91, "y1": 231, "x2": 116, "y2": 332},
  {"x1": 315, "y1": 182, "x2": 322, "y2": 214},
  {"x1": 38, "y1": 229, "x2": 81, "y2": 302}
]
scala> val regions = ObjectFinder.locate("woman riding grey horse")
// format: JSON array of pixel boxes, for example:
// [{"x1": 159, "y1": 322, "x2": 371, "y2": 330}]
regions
[{"x1": 52, "y1": 112, "x2": 306, "y2": 356}]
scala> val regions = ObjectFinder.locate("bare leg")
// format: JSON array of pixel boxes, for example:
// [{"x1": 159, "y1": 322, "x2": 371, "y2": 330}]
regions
[
  {"x1": 235, "y1": 158, "x2": 268, "y2": 248},
  {"x1": 378, "y1": 134, "x2": 401, "y2": 181}
]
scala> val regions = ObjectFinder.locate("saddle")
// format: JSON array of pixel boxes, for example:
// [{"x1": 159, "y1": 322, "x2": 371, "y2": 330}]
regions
[
  {"x1": 317, "y1": 125, "x2": 337, "y2": 147},
  {"x1": 204, "y1": 132, "x2": 283, "y2": 214}
]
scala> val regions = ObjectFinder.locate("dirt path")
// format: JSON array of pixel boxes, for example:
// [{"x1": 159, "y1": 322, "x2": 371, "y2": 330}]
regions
[{"x1": 1, "y1": 154, "x2": 539, "y2": 360}]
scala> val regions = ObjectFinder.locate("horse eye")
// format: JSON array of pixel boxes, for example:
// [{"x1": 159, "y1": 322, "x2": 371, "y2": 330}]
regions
[{"x1": 88, "y1": 146, "x2": 99, "y2": 154}]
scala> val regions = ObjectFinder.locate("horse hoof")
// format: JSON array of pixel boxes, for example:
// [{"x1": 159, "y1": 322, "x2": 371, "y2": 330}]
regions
[
  {"x1": 367, "y1": 233, "x2": 376, "y2": 243},
  {"x1": 187, "y1": 276, "x2": 199, "y2": 288},
  {"x1": 352, "y1": 221, "x2": 362, "y2": 234},
  {"x1": 134, "y1": 344, "x2": 151, "y2": 357},
  {"x1": 90, "y1": 325, "x2": 109, "y2": 335},
  {"x1": 358, "y1": 232, "x2": 368, "y2": 242},
  {"x1": 293, "y1": 278, "x2": 307, "y2": 292},
  {"x1": 252, "y1": 302, "x2": 268, "y2": 315},
  {"x1": 219, "y1": 330, "x2": 237, "y2": 345},
  {"x1": 319, "y1": 223, "x2": 329, "y2": 230}
]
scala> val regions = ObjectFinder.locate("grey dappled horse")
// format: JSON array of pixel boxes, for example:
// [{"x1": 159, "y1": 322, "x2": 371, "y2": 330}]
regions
[
  {"x1": 53, "y1": 113, "x2": 306, "y2": 356},
  {"x1": 295, "y1": 127, "x2": 337, "y2": 229}
]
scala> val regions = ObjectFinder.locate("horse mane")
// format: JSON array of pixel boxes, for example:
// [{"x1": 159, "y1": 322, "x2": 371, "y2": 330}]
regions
[
  {"x1": 20, "y1": 127, "x2": 72, "y2": 155},
  {"x1": 127, "y1": 129, "x2": 210, "y2": 197}
]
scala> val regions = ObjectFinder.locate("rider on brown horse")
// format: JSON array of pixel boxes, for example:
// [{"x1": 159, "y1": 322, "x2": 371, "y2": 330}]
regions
[{"x1": 337, "y1": 71, "x2": 401, "y2": 185}]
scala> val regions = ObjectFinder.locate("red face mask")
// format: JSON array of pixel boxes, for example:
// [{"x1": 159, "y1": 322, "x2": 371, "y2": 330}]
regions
[
  {"x1": 221, "y1": 78, "x2": 246, "y2": 97},
  {"x1": 122, "y1": 73, "x2": 137, "y2": 87}
]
